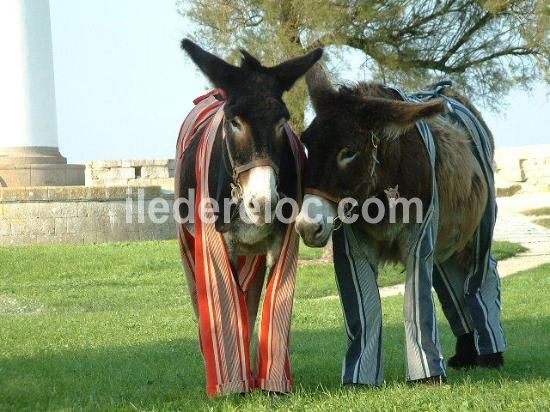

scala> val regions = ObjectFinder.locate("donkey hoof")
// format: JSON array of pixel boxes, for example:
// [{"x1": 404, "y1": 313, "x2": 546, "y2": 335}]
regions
[
  {"x1": 448, "y1": 354, "x2": 477, "y2": 369},
  {"x1": 409, "y1": 375, "x2": 447, "y2": 385},
  {"x1": 477, "y1": 352, "x2": 504, "y2": 369},
  {"x1": 448, "y1": 332, "x2": 477, "y2": 369}
]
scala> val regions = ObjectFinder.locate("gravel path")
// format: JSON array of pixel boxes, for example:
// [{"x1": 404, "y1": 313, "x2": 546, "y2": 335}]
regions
[
  {"x1": 379, "y1": 193, "x2": 550, "y2": 298},
  {"x1": 307, "y1": 193, "x2": 550, "y2": 300}
]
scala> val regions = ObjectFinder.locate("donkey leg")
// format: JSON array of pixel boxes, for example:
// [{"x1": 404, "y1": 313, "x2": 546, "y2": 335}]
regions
[
  {"x1": 433, "y1": 259, "x2": 477, "y2": 369},
  {"x1": 245, "y1": 262, "x2": 266, "y2": 336},
  {"x1": 332, "y1": 224, "x2": 383, "y2": 386},
  {"x1": 255, "y1": 230, "x2": 299, "y2": 393},
  {"x1": 403, "y1": 230, "x2": 446, "y2": 382},
  {"x1": 465, "y1": 255, "x2": 506, "y2": 369}
]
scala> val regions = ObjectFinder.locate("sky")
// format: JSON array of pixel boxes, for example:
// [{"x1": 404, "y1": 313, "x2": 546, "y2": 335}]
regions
[{"x1": 48, "y1": 0, "x2": 549, "y2": 164}]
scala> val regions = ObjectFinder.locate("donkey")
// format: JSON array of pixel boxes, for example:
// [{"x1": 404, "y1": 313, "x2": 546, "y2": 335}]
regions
[
  {"x1": 295, "y1": 64, "x2": 505, "y2": 385},
  {"x1": 176, "y1": 40, "x2": 322, "y2": 396}
]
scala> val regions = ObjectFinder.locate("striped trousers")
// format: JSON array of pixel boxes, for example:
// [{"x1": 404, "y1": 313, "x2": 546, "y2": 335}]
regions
[
  {"x1": 333, "y1": 223, "x2": 506, "y2": 386},
  {"x1": 333, "y1": 224, "x2": 505, "y2": 384},
  {"x1": 433, "y1": 253, "x2": 506, "y2": 355},
  {"x1": 176, "y1": 91, "x2": 302, "y2": 396},
  {"x1": 433, "y1": 96, "x2": 506, "y2": 356},
  {"x1": 179, "y1": 219, "x2": 299, "y2": 396},
  {"x1": 333, "y1": 222, "x2": 446, "y2": 384}
]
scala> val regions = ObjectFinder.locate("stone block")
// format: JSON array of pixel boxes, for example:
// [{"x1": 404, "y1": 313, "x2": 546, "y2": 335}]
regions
[
  {"x1": 108, "y1": 167, "x2": 135, "y2": 180},
  {"x1": 54, "y1": 218, "x2": 67, "y2": 234},
  {"x1": 121, "y1": 159, "x2": 147, "y2": 168},
  {"x1": 103, "y1": 178, "x2": 130, "y2": 187},
  {"x1": 10, "y1": 218, "x2": 54, "y2": 236},
  {"x1": 91, "y1": 160, "x2": 122, "y2": 168},
  {"x1": 30, "y1": 165, "x2": 66, "y2": 186},
  {"x1": 157, "y1": 178, "x2": 175, "y2": 191},
  {"x1": 26, "y1": 188, "x2": 51, "y2": 201},
  {"x1": 66, "y1": 216, "x2": 93, "y2": 234},
  {"x1": 47, "y1": 186, "x2": 87, "y2": 201},
  {"x1": 84, "y1": 187, "x2": 107, "y2": 200},
  {"x1": 495, "y1": 167, "x2": 524, "y2": 183},
  {"x1": 0, "y1": 166, "x2": 31, "y2": 187},
  {"x1": 152, "y1": 159, "x2": 170, "y2": 166},
  {"x1": 65, "y1": 165, "x2": 86, "y2": 186},
  {"x1": 128, "y1": 179, "x2": 151, "y2": 187},
  {"x1": 4, "y1": 203, "x2": 53, "y2": 219},
  {"x1": 0, "y1": 188, "x2": 50, "y2": 202},
  {"x1": 141, "y1": 166, "x2": 170, "y2": 179},
  {"x1": 49, "y1": 203, "x2": 78, "y2": 218},
  {"x1": 0, "y1": 220, "x2": 10, "y2": 236},
  {"x1": 103, "y1": 187, "x2": 132, "y2": 200}
]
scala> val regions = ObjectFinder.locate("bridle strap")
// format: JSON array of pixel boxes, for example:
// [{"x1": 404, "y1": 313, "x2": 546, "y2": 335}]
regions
[
  {"x1": 223, "y1": 128, "x2": 280, "y2": 179},
  {"x1": 304, "y1": 188, "x2": 341, "y2": 204},
  {"x1": 233, "y1": 158, "x2": 280, "y2": 178}
]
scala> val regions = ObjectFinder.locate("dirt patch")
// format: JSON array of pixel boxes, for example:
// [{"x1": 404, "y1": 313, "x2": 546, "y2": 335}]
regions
[{"x1": 0, "y1": 294, "x2": 46, "y2": 315}]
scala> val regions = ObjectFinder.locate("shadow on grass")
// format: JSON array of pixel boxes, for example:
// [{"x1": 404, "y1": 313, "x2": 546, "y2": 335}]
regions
[{"x1": 1, "y1": 315, "x2": 549, "y2": 410}]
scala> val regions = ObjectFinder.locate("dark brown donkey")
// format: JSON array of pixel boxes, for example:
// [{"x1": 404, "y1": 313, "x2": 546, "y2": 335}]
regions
[
  {"x1": 295, "y1": 64, "x2": 503, "y2": 383},
  {"x1": 178, "y1": 40, "x2": 321, "y2": 266},
  {"x1": 176, "y1": 40, "x2": 322, "y2": 395}
]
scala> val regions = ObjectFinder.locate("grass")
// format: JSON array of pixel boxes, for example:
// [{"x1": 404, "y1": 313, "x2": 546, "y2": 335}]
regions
[
  {"x1": 1, "y1": 241, "x2": 546, "y2": 411},
  {"x1": 523, "y1": 207, "x2": 550, "y2": 217},
  {"x1": 298, "y1": 240, "x2": 526, "y2": 291},
  {"x1": 534, "y1": 218, "x2": 550, "y2": 229},
  {"x1": 492, "y1": 240, "x2": 528, "y2": 261},
  {"x1": 298, "y1": 240, "x2": 324, "y2": 260},
  {"x1": 520, "y1": 206, "x2": 550, "y2": 229}
]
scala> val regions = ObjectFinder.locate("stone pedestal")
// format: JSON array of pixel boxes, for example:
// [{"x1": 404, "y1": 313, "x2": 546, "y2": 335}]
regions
[{"x1": 0, "y1": 147, "x2": 84, "y2": 187}]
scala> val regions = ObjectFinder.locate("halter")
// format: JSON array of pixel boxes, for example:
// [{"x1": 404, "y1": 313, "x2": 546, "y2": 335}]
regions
[{"x1": 223, "y1": 126, "x2": 280, "y2": 203}]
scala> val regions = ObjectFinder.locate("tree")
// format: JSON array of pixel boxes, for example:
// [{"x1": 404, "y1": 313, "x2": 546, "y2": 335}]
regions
[{"x1": 179, "y1": 0, "x2": 549, "y2": 127}]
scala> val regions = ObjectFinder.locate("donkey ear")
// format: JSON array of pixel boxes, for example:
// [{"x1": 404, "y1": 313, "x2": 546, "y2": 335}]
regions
[
  {"x1": 269, "y1": 48, "x2": 323, "y2": 92},
  {"x1": 305, "y1": 63, "x2": 338, "y2": 113},
  {"x1": 358, "y1": 97, "x2": 447, "y2": 136},
  {"x1": 181, "y1": 39, "x2": 241, "y2": 92},
  {"x1": 240, "y1": 49, "x2": 263, "y2": 71}
]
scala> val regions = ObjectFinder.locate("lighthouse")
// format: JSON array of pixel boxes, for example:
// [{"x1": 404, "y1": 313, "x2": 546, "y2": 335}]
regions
[{"x1": 0, "y1": 0, "x2": 84, "y2": 187}]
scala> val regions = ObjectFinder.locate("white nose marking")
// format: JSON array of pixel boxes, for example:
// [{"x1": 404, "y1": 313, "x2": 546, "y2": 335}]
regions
[
  {"x1": 242, "y1": 166, "x2": 277, "y2": 220},
  {"x1": 246, "y1": 166, "x2": 276, "y2": 198}
]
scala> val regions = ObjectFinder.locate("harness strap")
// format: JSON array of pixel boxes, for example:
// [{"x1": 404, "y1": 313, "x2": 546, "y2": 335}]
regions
[
  {"x1": 223, "y1": 132, "x2": 280, "y2": 179},
  {"x1": 304, "y1": 187, "x2": 341, "y2": 204}
]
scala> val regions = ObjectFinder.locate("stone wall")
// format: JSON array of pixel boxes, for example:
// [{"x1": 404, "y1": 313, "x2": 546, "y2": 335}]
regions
[
  {"x1": 85, "y1": 159, "x2": 175, "y2": 191},
  {"x1": 0, "y1": 186, "x2": 176, "y2": 246},
  {"x1": 495, "y1": 145, "x2": 550, "y2": 193}
]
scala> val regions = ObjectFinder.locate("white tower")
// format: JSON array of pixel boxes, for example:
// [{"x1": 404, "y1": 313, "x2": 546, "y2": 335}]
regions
[{"x1": 0, "y1": 0, "x2": 84, "y2": 187}]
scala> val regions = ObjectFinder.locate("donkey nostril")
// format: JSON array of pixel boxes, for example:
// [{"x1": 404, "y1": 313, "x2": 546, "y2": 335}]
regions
[{"x1": 313, "y1": 223, "x2": 324, "y2": 238}]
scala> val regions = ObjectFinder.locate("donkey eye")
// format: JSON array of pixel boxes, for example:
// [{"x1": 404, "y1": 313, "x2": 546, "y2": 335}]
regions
[
  {"x1": 341, "y1": 149, "x2": 358, "y2": 159},
  {"x1": 337, "y1": 148, "x2": 359, "y2": 168},
  {"x1": 275, "y1": 119, "x2": 286, "y2": 136},
  {"x1": 230, "y1": 119, "x2": 241, "y2": 130}
]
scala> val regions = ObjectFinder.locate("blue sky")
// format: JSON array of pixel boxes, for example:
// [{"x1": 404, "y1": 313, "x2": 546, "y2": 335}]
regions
[{"x1": 49, "y1": 0, "x2": 549, "y2": 163}]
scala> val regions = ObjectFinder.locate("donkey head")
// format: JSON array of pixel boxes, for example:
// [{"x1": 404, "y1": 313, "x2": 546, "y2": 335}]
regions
[
  {"x1": 295, "y1": 64, "x2": 446, "y2": 247},
  {"x1": 181, "y1": 39, "x2": 322, "y2": 223}
]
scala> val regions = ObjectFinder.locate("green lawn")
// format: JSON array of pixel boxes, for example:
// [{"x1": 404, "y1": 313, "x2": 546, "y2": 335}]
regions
[
  {"x1": 298, "y1": 240, "x2": 526, "y2": 291},
  {"x1": 534, "y1": 218, "x2": 550, "y2": 229},
  {"x1": 299, "y1": 240, "x2": 324, "y2": 260},
  {"x1": 523, "y1": 207, "x2": 550, "y2": 229},
  {"x1": 1, "y1": 241, "x2": 548, "y2": 411},
  {"x1": 523, "y1": 207, "x2": 550, "y2": 217}
]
